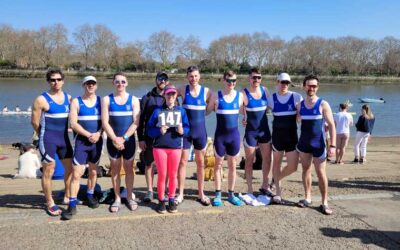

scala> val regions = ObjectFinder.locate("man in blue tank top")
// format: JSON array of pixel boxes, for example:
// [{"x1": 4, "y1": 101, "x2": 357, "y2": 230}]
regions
[
  {"x1": 177, "y1": 66, "x2": 212, "y2": 206},
  {"x1": 207, "y1": 70, "x2": 244, "y2": 207},
  {"x1": 241, "y1": 67, "x2": 272, "y2": 205},
  {"x1": 31, "y1": 68, "x2": 73, "y2": 216},
  {"x1": 61, "y1": 76, "x2": 103, "y2": 220},
  {"x1": 138, "y1": 71, "x2": 169, "y2": 202},
  {"x1": 102, "y1": 72, "x2": 141, "y2": 213},
  {"x1": 267, "y1": 72, "x2": 303, "y2": 204},
  {"x1": 296, "y1": 74, "x2": 336, "y2": 215}
]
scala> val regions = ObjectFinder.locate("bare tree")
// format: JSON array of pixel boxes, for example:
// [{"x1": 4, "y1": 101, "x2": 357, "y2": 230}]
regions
[
  {"x1": 177, "y1": 35, "x2": 205, "y2": 63},
  {"x1": 147, "y1": 31, "x2": 177, "y2": 67},
  {"x1": 73, "y1": 24, "x2": 95, "y2": 70}
]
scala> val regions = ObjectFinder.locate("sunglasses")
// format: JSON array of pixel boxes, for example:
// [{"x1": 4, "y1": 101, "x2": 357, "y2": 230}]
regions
[
  {"x1": 50, "y1": 78, "x2": 63, "y2": 82},
  {"x1": 280, "y1": 81, "x2": 290, "y2": 85},
  {"x1": 114, "y1": 80, "x2": 127, "y2": 85},
  {"x1": 225, "y1": 79, "x2": 237, "y2": 84},
  {"x1": 307, "y1": 85, "x2": 318, "y2": 89},
  {"x1": 252, "y1": 76, "x2": 262, "y2": 80},
  {"x1": 157, "y1": 77, "x2": 169, "y2": 82},
  {"x1": 85, "y1": 81, "x2": 96, "y2": 85}
]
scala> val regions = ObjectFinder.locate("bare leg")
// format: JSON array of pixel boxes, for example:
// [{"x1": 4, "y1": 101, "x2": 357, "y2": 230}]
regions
[
  {"x1": 87, "y1": 162, "x2": 98, "y2": 191},
  {"x1": 70, "y1": 165, "x2": 85, "y2": 200},
  {"x1": 145, "y1": 164, "x2": 154, "y2": 192},
  {"x1": 177, "y1": 149, "x2": 189, "y2": 199},
  {"x1": 110, "y1": 158, "x2": 122, "y2": 202},
  {"x1": 314, "y1": 158, "x2": 329, "y2": 205},
  {"x1": 272, "y1": 150, "x2": 284, "y2": 196},
  {"x1": 195, "y1": 149, "x2": 207, "y2": 199},
  {"x1": 61, "y1": 158, "x2": 73, "y2": 202},
  {"x1": 227, "y1": 155, "x2": 237, "y2": 191},
  {"x1": 41, "y1": 162, "x2": 55, "y2": 206},
  {"x1": 279, "y1": 150, "x2": 299, "y2": 180},
  {"x1": 259, "y1": 143, "x2": 272, "y2": 190},
  {"x1": 214, "y1": 156, "x2": 224, "y2": 191},
  {"x1": 300, "y1": 152, "x2": 313, "y2": 201},
  {"x1": 123, "y1": 159, "x2": 134, "y2": 201},
  {"x1": 244, "y1": 146, "x2": 256, "y2": 193}
]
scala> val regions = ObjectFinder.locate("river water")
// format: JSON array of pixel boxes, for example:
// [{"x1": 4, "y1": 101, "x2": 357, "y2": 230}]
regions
[{"x1": 0, "y1": 77, "x2": 399, "y2": 144}]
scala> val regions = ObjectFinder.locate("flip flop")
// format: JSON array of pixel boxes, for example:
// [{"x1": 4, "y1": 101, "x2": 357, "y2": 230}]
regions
[
  {"x1": 126, "y1": 199, "x2": 138, "y2": 211},
  {"x1": 196, "y1": 196, "x2": 211, "y2": 206},
  {"x1": 272, "y1": 195, "x2": 282, "y2": 204},
  {"x1": 46, "y1": 205, "x2": 62, "y2": 216},
  {"x1": 109, "y1": 200, "x2": 121, "y2": 213},
  {"x1": 297, "y1": 199, "x2": 312, "y2": 208},
  {"x1": 174, "y1": 195, "x2": 184, "y2": 205},
  {"x1": 319, "y1": 205, "x2": 333, "y2": 215}
]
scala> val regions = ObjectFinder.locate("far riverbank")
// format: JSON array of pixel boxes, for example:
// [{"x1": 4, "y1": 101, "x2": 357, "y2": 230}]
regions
[{"x1": 1, "y1": 69, "x2": 400, "y2": 84}]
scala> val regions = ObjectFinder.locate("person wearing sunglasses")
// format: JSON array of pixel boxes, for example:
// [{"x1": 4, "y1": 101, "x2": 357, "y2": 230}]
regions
[
  {"x1": 240, "y1": 67, "x2": 273, "y2": 205},
  {"x1": 137, "y1": 71, "x2": 169, "y2": 203},
  {"x1": 147, "y1": 85, "x2": 190, "y2": 213},
  {"x1": 61, "y1": 76, "x2": 103, "y2": 220},
  {"x1": 207, "y1": 70, "x2": 244, "y2": 207},
  {"x1": 296, "y1": 74, "x2": 336, "y2": 215},
  {"x1": 176, "y1": 66, "x2": 212, "y2": 206},
  {"x1": 267, "y1": 72, "x2": 303, "y2": 204},
  {"x1": 102, "y1": 72, "x2": 141, "y2": 213},
  {"x1": 31, "y1": 68, "x2": 73, "y2": 216}
]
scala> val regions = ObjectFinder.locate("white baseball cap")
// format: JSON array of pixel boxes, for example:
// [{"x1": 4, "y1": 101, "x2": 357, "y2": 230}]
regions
[
  {"x1": 82, "y1": 76, "x2": 97, "y2": 84},
  {"x1": 277, "y1": 73, "x2": 291, "y2": 82}
]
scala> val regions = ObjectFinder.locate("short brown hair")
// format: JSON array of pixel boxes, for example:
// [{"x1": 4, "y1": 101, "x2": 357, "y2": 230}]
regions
[
  {"x1": 186, "y1": 65, "x2": 200, "y2": 74},
  {"x1": 303, "y1": 74, "x2": 319, "y2": 86},
  {"x1": 248, "y1": 67, "x2": 261, "y2": 75},
  {"x1": 46, "y1": 68, "x2": 64, "y2": 82},
  {"x1": 113, "y1": 72, "x2": 127, "y2": 80},
  {"x1": 223, "y1": 70, "x2": 236, "y2": 80}
]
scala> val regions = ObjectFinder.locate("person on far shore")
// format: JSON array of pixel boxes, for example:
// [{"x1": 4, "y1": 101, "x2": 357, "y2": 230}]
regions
[
  {"x1": 2, "y1": 105, "x2": 8, "y2": 112},
  {"x1": 207, "y1": 70, "x2": 244, "y2": 207},
  {"x1": 102, "y1": 72, "x2": 140, "y2": 213},
  {"x1": 353, "y1": 104, "x2": 375, "y2": 164},
  {"x1": 296, "y1": 74, "x2": 336, "y2": 215},
  {"x1": 333, "y1": 103, "x2": 353, "y2": 164},
  {"x1": 137, "y1": 71, "x2": 169, "y2": 202},
  {"x1": 31, "y1": 68, "x2": 73, "y2": 216},
  {"x1": 15, "y1": 105, "x2": 21, "y2": 112},
  {"x1": 147, "y1": 85, "x2": 190, "y2": 213},
  {"x1": 61, "y1": 76, "x2": 103, "y2": 220}
]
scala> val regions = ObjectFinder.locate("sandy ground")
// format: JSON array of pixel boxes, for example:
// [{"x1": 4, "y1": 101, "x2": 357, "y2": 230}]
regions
[{"x1": 0, "y1": 137, "x2": 399, "y2": 249}]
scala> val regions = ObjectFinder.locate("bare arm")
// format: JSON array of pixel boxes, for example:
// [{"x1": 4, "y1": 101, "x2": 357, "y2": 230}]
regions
[
  {"x1": 322, "y1": 101, "x2": 336, "y2": 155},
  {"x1": 206, "y1": 92, "x2": 217, "y2": 115},
  {"x1": 101, "y1": 96, "x2": 117, "y2": 141},
  {"x1": 31, "y1": 96, "x2": 47, "y2": 134},
  {"x1": 123, "y1": 96, "x2": 140, "y2": 138},
  {"x1": 70, "y1": 98, "x2": 91, "y2": 138}
]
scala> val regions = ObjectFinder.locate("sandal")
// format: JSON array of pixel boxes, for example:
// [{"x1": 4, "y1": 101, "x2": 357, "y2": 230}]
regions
[
  {"x1": 126, "y1": 199, "x2": 138, "y2": 211},
  {"x1": 196, "y1": 196, "x2": 211, "y2": 206},
  {"x1": 109, "y1": 200, "x2": 121, "y2": 213},
  {"x1": 297, "y1": 199, "x2": 312, "y2": 208},
  {"x1": 174, "y1": 195, "x2": 184, "y2": 205},
  {"x1": 272, "y1": 195, "x2": 282, "y2": 204},
  {"x1": 319, "y1": 205, "x2": 333, "y2": 215},
  {"x1": 259, "y1": 187, "x2": 274, "y2": 197},
  {"x1": 46, "y1": 205, "x2": 62, "y2": 216}
]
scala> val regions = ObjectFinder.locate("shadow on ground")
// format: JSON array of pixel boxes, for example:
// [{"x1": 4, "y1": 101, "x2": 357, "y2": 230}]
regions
[
  {"x1": 289, "y1": 179, "x2": 400, "y2": 192},
  {"x1": 320, "y1": 227, "x2": 400, "y2": 249}
]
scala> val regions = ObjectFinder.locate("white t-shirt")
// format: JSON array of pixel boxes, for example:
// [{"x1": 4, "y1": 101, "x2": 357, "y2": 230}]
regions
[
  {"x1": 334, "y1": 111, "x2": 353, "y2": 134},
  {"x1": 14, "y1": 150, "x2": 42, "y2": 179}
]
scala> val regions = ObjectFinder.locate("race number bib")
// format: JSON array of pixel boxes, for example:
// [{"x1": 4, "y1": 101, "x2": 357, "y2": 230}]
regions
[{"x1": 157, "y1": 110, "x2": 182, "y2": 127}]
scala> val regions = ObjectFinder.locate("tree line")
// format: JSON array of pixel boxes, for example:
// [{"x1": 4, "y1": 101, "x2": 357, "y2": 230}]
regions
[{"x1": 1, "y1": 23, "x2": 400, "y2": 76}]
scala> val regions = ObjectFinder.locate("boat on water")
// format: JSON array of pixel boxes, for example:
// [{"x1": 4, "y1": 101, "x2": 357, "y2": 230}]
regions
[
  {"x1": 358, "y1": 98, "x2": 385, "y2": 103},
  {"x1": 0, "y1": 111, "x2": 31, "y2": 115}
]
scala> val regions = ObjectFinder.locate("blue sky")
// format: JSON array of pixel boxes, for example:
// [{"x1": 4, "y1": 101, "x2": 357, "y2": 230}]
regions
[{"x1": 1, "y1": 0, "x2": 398, "y2": 47}]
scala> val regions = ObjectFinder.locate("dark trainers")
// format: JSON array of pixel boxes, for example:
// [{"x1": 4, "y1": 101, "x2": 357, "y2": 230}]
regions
[
  {"x1": 87, "y1": 196, "x2": 100, "y2": 209},
  {"x1": 359, "y1": 158, "x2": 365, "y2": 164},
  {"x1": 61, "y1": 205, "x2": 77, "y2": 220},
  {"x1": 168, "y1": 199, "x2": 177, "y2": 213},
  {"x1": 157, "y1": 200, "x2": 166, "y2": 214},
  {"x1": 353, "y1": 158, "x2": 359, "y2": 163},
  {"x1": 143, "y1": 191, "x2": 153, "y2": 202}
]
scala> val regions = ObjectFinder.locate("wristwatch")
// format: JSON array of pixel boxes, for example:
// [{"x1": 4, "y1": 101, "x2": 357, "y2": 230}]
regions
[{"x1": 123, "y1": 135, "x2": 129, "y2": 141}]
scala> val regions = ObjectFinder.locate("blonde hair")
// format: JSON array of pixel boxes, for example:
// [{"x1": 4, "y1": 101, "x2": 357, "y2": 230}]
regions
[{"x1": 362, "y1": 104, "x2": 374, "y2": 119}]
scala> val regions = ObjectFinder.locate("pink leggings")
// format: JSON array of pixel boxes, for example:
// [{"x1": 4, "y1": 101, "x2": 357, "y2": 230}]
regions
[{"x1": 153, "y1": 148, "x2": 182, "y2": 201}]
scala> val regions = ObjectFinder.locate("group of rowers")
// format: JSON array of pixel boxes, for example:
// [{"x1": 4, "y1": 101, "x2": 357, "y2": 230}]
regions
[{"x1": 30, "y1": 66, "x2": 336, "y2": 220}]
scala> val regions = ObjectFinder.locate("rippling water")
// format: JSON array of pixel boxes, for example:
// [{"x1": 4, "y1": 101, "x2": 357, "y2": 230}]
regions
[{"x1": 0, "y1": 77, "x2": 399, "y2": 144}]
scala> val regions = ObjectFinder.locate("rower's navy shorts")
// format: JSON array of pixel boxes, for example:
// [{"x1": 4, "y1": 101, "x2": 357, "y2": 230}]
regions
[
  {"x1": 73, "y1": 137, "x2": 103, "y2": 166},
  {"x1": 296, "y1": 136, "x2": 326, "y2": 160},
  {"x1": 39, "y1": 131, "x2": 73, "y2": 163},
  {"x1": 183, "y1": 123, "x2": 207, "y2": 150},
  {"x1": 272, "y1": 128, "x2": 298, "y2": 152},
  {"x1": 107, "y1": 136, "x2": 136, "y2": 161},
  {"x1": 214, "y1": 128, "x2": 240, "y2": 158},
  {"x1": 243, "y1": 127, "x2": 271, "y2": 148}
]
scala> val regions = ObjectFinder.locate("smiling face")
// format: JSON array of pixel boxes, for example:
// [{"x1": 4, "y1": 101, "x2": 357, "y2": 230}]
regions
[
  {"x1": 187, "y1": 70, "x2": 200, "y2": 86},
  {"x1": 113, "y1": 74, "x2": 128, "y2": 92},
  {"x1": 83, "y1": 80, "x2": 97, "y2": 95},
  {"x1": 304, "y1": 79, "x2": 319, "y2": 97},
  {"x1": 224, "y1": 74, "x2": 237, "y2": 91},
  {"x1": 249, "y1": 73, "x2": 262, "y2": 87},
  {"x1": 277, "y1": 80, "x2": 290, "y2": 94}
]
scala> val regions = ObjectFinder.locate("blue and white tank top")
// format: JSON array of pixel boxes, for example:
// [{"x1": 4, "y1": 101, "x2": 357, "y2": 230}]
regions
[
  {"x1": 77, "y1": 96, "x2": 102, "y2": 133},
  {"x1": 40, "y1": 92, "x2": 70, "y2": 133},
  {"x1": 182, "y1": 85, "x2": 206, "y2": 125},
  {"x1": 272, "y1": 93, "x2": 297, "y2": 129},
  {"x1": 299, "y1": 98, "x2": 324, "y2": 139},
  {"x1": 244, "y1": 87, "x2": 268, "y2": 131},
  {"x1": 108, "y1": 94, "x2": 133, "y2": 137},
  {"x1": 216, "y1": 90, "x2": 240, "y2": 130}
]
